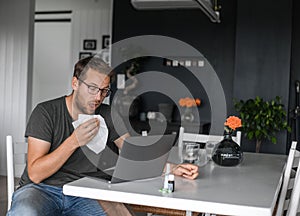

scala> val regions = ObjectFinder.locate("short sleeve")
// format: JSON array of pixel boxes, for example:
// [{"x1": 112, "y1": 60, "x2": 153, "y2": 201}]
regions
[{"x1": 25, "y1": 104, "x2": 53, "y2": 143}]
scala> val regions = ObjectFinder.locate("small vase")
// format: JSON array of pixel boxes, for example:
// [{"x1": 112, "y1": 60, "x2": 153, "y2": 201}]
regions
[
  {"x1": 212, "y1": 132, "x2": 243, "y2": 166},
  {"x1": 181, "y1": 107, "x2": 194, "y2": 122}
]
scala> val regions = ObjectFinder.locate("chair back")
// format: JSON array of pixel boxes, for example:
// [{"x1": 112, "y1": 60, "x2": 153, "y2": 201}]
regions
[
  {"x1": 286, "y1": 147, "x2": 300, "y2": 216},
  {"x1": 275, "y1": 141, "x2": 298, "y2": 216},
  {"x1": 6, "y1": 135, "x2": 27, "y2": 210},
  {"x1": 177, "y1": 127, "x2": 241, "y2": 162},
  {"x1": 179, "y1": 126, "x2": 241, "y2": 145}
]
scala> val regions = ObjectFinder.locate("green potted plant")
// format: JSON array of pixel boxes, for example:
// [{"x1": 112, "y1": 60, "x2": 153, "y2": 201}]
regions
[{"x1": 234, "y1": 96, "x2": 291, "y2": 153}]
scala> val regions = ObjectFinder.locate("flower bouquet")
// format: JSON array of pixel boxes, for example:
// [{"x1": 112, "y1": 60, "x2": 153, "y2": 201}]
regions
[
  {"x1": 179, "y1": 97, "x2": 201, "y2": 107},
  {"x1": 179, "y1": 97, "x2": 201, "y2": 122},
  {"x1": 224, "y1": 116, "x2": 242, "y2": 135}
]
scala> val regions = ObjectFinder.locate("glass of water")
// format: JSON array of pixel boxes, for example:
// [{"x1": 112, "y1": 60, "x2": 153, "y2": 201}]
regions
[
  {"x1": 197, "y1": 148, "x2": 208, "y2": 166},
  {"x1": 206, "y1": 141, "x2": 218, "y2": 161},
  {"x1": 182, "y1": 142, "x2": 200, "y2": 164}
]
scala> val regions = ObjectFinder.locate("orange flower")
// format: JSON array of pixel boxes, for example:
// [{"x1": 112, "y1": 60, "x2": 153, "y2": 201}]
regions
[
  {"x1": 224, "y1": 116, "x2": 242, "y2": 131},
  {"x1": 179, "y1": 97, "x2": 201, "y2": 107},
  {"x1": 179, "y1": 98, "x2": 187, "y2": 107}
]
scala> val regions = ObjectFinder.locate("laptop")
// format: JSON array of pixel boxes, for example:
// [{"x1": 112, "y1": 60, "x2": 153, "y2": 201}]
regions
[{"x1": 81, "y1": 134, "x2": 177, "y2": 183}]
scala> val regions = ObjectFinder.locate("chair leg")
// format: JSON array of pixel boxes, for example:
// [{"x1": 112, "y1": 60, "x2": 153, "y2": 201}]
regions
[{"x1": 186, "y1": 211, "x2": 192, "y2": 216}]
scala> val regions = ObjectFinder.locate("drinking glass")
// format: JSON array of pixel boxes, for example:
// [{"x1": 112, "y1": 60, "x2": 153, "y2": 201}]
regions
[
  {"x1": 197, "y1": 148, "x2": 208, "y2": 166},
  {"x1": 182, "y1": 142, "x2": 200, "y2": 164},
  {"x1": 206, "y1": 141, "x2": 218, "y2": 161}
]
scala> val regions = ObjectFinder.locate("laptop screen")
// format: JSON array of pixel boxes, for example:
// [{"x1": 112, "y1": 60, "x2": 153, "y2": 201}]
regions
[{"x1": 110, "y1": 134, "x2": 177, "y2": 183}]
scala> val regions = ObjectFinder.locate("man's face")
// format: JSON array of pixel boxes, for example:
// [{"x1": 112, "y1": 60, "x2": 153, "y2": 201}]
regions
[{"x1": 73, "y1": 68, "x2": 110, "y2": 115}]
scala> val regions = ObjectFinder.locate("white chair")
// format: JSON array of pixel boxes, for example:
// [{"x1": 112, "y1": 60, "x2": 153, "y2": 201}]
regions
[
  {"x1": 276, "y1": 141, "x2": 300, "y2": 216},
  {"x1": 178, "y1": 126, "x2": 241, "y2": 145},
  {"x1": 6, "y1": 135, "x2": 28, "y2": 211},
  {"x1": 286, "y1": 155, "x2": 300, "y2": 216},
  {"x1": 178, "y1": 126, "x2": 241, "y2": 162}
]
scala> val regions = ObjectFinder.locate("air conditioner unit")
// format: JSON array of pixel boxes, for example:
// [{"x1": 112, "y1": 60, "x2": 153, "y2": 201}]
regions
[{"x1": 131, "y1": 0, "x2": 220, "y2": 23}]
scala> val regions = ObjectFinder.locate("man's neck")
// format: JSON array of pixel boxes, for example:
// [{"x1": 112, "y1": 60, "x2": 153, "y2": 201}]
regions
[{"x1": 65, "y1": 94, "x2": 79, "y2": 121}]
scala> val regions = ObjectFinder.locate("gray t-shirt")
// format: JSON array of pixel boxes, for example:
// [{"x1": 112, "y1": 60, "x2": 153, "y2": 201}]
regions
[{"x1": 20, "y1": 96, "x2": 127, "y2": 187}]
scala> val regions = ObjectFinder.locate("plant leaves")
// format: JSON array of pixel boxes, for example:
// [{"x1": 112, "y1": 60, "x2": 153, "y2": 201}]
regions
[{"x1": 234, "y1": 96, "x2": 289, "y2": 146}]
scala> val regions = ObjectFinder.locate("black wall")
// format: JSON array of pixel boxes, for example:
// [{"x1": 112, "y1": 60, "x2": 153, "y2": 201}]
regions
[
  {"x1": 234, "y1": 0, "x2": 292, "y2": 153},
  {"x1": 112, "y1": 0, "x2": 298, "y2": 154},
  {"x1": 289, "y1": 0, "x2": 300, "y2": 151}
]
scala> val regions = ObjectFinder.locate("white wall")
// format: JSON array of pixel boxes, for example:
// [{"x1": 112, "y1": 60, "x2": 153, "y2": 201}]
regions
[
  {"x1": 0, "y1": 0, "x2": 35, "y2": 175},
  {"x1": 31, "y1": 0, "x2": 112, "y2": 111},
  {"x1": 0, "y1": 0, "x2": 112, "y2": 176},
  {"x1": 32, "y1": 21, "x2": 72, "y2": 110},
  {"x1": 71, "y1": 9, "x2": 112, "y2": 67}
]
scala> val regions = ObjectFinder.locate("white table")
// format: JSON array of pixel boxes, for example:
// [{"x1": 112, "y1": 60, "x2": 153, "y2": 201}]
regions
[{"x1": 63, "y1": 151, "x2": 286, "y2": 216}]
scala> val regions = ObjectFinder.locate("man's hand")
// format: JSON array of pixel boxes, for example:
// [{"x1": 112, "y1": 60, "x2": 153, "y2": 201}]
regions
[
  {"x1": 172, "y1": 163, "x2": 199, "y2": 180},
  {"x1": 72, "y1": 118, "x2": 100, "y2": 147}
]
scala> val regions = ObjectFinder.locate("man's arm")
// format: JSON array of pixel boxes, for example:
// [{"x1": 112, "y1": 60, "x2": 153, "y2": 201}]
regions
[
  {"x1": 113, "y1": 133, "x2": 130, "y2": 149},
  {"x1": 27, "y1": 118, "x2": 99, "y2": 184},
  {"x1": 171, "y1": 163, "x2": 199, "y2": 179}
]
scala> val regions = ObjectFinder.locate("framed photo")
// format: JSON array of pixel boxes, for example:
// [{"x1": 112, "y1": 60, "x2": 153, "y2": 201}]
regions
[
  {"x1": 102, "y1": 35, "x2": 110, "y2": 49},
  {"x1": 98, "y1": 50, "x2": 110, "y2": 64},
  {"x1": 83, "y1": 39, "x2": 97, "y2": 50},
  {"x1": 79, "y1": 52, "x2": 92, "y2": 60},
  {"x1": 163, "y1": 58, "x2": 172, "y2": 66}
]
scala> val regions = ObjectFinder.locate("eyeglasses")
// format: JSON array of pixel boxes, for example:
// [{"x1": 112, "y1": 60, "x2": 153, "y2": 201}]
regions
[{"x1": 78, "y1": 78, "x2": 111, "y2": 97}]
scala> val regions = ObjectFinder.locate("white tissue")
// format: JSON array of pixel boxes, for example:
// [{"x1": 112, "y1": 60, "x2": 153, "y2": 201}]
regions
[{"x1": 72, "y1": 114, "x2": 108, "y2": 154}]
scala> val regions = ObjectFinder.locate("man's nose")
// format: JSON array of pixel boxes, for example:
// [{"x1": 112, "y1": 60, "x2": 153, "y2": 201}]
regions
[{"x1": 95, "y1": 90, "x2": 103, "y2": 100}]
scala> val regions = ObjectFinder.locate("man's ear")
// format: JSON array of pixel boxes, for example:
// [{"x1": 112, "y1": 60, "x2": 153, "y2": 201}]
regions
[{"x1": 72, "y1": 77, "x2": 79, "y2": 90}]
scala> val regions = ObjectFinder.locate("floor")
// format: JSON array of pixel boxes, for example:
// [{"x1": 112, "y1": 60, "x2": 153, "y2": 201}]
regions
[{"x1": 0, "y1": 176, "x2": 8, "y2": 216}]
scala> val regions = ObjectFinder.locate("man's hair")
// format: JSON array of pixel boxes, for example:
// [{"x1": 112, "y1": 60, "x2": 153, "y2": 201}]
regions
[{"x1": 73, "y1": 56, "x2": 114, "y2": 80}]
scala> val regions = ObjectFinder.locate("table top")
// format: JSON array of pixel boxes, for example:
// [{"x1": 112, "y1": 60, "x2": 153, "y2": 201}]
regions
[{"x1": 63, "y1": 151, "x2": 286, "y2": 216}]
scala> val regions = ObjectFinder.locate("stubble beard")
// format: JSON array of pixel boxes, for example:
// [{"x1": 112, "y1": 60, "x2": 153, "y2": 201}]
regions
[{"x1": 73, "y1": 93, "x2": 96, "y2": 115}]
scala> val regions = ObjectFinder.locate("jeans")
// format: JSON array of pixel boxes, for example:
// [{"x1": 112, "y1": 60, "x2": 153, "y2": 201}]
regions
[{"x1": 7, "y1": 183, "x2": 107, "y2": 216}]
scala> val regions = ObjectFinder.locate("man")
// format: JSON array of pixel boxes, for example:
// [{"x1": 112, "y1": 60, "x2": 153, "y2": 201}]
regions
[{"x1": 7, "y1": 56, "x2": 198, "y2": 216}]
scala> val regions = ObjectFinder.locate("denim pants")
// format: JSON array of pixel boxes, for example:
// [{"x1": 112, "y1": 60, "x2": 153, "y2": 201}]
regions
[{"x1": 7, "y1": 183, "x2": 107, "y2": 216}]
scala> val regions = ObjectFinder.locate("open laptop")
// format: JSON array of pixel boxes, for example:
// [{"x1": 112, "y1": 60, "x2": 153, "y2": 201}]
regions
[{"x1": 82, "y1": 134, "x2": 177, "y2": 183}]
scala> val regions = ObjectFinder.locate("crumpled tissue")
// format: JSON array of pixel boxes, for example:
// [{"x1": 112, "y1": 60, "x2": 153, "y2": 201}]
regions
[{"x1": 72, "y1": 114, "x2": 108, "y2": 154}]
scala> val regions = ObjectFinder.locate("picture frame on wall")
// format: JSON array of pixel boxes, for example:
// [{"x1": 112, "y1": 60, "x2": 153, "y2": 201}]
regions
[
  {"x1": 102, "y1": 35, "x2": 110, "y2": 49},
  {"x1": 83, "y1": 39, "x2": 97, "y2": 50},
  {"x1": 98, "y1": 50, "x2": 110, "y2": 64},
  {"x1": 79, "y1": 52, "x2": 93, "y2": 59}
]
